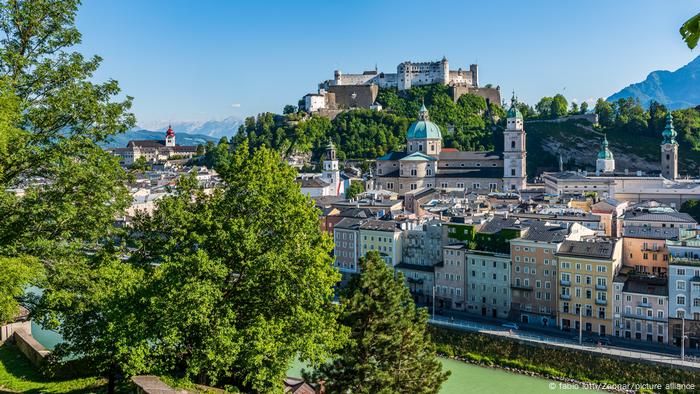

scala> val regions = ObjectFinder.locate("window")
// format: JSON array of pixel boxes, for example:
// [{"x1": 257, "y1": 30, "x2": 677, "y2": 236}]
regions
[
  {"x1": 677, "y1": 281, "x2": 686, "y2": 291},
  {"x1": 677, "y1": 296, "x2": 686, "y2": 305},
  {"x1": 387, "y1": 182, "x2": 394, "y2": 189}
]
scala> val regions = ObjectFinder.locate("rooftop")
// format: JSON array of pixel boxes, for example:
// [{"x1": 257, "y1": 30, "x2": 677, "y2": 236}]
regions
[
  {"x1": 359, "y1": 220, "x2": 400, "y2": 232},
  {"x1": 556, "y1": 239, "x2": 617, "y2": 260},
  {"x1": 621, "y1": 276, "x2": 668, "y2": 297},
  {"x1": 622, "y1": 226, "x2": 679, "y2": 240},
  {"x1": 519, "y1": 221, "x2": 568, "y2": 243}
]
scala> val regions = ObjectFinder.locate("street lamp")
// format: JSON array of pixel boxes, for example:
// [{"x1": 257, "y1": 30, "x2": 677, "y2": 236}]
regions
[
  {"x1": 579, "y1": 304, "x2": 583, "y2": 346},
  {"x1": 681, "y1": 315, "x2": 688, "y2": 361}
]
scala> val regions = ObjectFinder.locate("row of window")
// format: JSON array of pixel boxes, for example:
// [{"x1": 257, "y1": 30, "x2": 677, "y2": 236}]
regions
[{"x1": 559, "y1": 261, "x2": 609, "y2": 272}]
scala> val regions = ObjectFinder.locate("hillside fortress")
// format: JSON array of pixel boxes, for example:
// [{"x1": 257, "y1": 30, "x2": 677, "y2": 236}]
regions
[
  {"x1": 304, "y1": 58, "x2": 501, "y2": 114},
  {"x1": 374, "y1": 98, "x2": 526, "y2": 195}
]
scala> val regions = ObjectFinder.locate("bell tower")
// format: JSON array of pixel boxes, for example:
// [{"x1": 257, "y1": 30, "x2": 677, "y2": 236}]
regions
[
  {"x1": 322, "y1": 140, "x2": 342, "y2": 196},
  {"x1": 660, "y1": 113, "x2": 678, "y2": 180},
  {"x1": 503, "y1": 94, "x2": 527, "y2": 191},
  {"x1": 165, "y1": 125, "x2": 176, "y2": 147}
]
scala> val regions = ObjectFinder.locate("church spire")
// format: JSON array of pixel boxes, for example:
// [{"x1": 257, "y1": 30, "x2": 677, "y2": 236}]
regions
[
  {"x1": 662, "y1": 113, "x2": 677, "y2": 145},
  {"x1": 419, "y1": 99, "x2": 429, "y2": 121}
]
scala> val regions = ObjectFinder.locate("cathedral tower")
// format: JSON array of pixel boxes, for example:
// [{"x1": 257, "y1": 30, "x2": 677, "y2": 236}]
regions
[
  {"x1": 660, "y1": 113, "x2": 678, "y2": 180},
  {"x1": 503, "y1": 96, "x2": 527, "y2": 191}
]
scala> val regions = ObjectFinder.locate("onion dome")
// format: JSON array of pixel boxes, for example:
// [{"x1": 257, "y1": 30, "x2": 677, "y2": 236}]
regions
[
  {"x1": 166, "y1": 125, "x2": 175, "y2": 137},
  {"x1": 661, "y1": 113, "x2": 677, "y2": 145},
  {"x1": 597, "y1": 135, "x2": 613, "y2": 160}
]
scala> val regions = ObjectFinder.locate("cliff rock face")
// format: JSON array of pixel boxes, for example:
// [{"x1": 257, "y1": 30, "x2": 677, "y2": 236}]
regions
[{"x1": 607, "y1": 56, "x2": 700, "y2": 110}]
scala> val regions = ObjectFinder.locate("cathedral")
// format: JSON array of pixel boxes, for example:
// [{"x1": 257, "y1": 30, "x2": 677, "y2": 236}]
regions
[{"x1": 374, "y1": 99, "x2": 527, "y2": 195}]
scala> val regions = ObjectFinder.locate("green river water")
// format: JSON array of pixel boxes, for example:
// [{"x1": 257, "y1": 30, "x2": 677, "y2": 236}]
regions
[{"x1": 33, "y1": 324, "x2": 601, "y2": 393}]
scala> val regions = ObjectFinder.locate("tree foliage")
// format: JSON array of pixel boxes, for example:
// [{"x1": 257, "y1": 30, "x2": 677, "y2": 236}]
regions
[
  {"x1": 310, "y1": 252, "x2": 449, "y2": 394},
  {"x1": 680, "y1": 11, "x2": 700, "y2": 49},
  {"x1": 129, "y1": 146, "x2": 345, "y2": 392},
  {"x1": 232, "y1": 84, "x2": 501, "y2": 160}
]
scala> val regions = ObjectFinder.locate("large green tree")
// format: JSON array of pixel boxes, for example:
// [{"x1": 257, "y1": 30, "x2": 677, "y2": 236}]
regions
[
  {"x1": 0, "y1": 1, "x2": 135, "y2": 392},
  {"x1": 681, "y1": 11, "x2": 700, "y2": 49},
  {"x1": 311, "y1": 252, "x2": 449, "y2": 394},
  {"x1": 129, "y1": 146, "x2": 345, "y2": 393}
]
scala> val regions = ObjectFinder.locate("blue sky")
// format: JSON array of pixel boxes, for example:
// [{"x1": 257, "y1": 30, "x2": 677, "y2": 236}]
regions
[{"x1": 76, "y1": 0, "x2": 699, "y2": 125}]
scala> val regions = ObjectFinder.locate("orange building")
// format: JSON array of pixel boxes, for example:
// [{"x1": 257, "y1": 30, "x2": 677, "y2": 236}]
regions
[{"x1": 621, "y1": 226, "x2": 678, "y2": 277}]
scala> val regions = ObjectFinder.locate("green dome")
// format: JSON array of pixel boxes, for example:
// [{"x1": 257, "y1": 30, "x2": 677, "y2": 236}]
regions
[
  {"x1": 507, "y1": 105, "x2": 523, "y2": 120},
  {"x1": 407, "y1": 104, "x2": 442, "y2": 140},
  {"x1": 662, "y1": 113, "x2": 677, "y2": 145},
  {"x1": 597, "y1": 135, "x2": 613, "y2": 160}
]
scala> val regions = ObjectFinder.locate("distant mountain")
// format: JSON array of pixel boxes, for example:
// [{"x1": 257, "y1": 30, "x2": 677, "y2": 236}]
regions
[
  {"x1": 100, "y1": 129, "x2": 217, "y2": 149},
  {"x1": 137, "y1": 116, "x2": 243, "y2": 139},
  {"x1": 607, "y1": 55, "x2": 700, "y2": 109}
]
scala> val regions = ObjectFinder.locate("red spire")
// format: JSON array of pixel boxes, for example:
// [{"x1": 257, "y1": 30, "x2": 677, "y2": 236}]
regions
[{"x1": 166, "y1": 125, "x2": 175, "y2": 137}]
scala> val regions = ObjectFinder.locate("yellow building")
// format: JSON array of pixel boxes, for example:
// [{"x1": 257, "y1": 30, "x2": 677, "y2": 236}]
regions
[{"x1": 556, "y1": 238, "x2": 622, "y2": 336}]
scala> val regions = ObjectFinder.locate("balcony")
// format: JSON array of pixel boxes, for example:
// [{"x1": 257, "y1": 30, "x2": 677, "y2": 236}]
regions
[
  {"x1": 595, "y1": 284, "x2": 607, "y2": 291},
  {"x1": 511, "y1": 284, "x2": 533, "y2": 291},
  {"x1": 638, "y1": 301, "x2": 652, "y2": 308},
  {"x1": 595, "y1": 298, "x2": 608, "y2": 306},
  {"x1": 560, "y1": 279, "x2": 571, "y2": 286},
  {"x1": 560, "y1": 293, "x2": 571, "y2": 301}
]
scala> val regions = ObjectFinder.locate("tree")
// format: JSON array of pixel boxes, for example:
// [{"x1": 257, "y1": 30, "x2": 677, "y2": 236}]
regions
[
  {"x1": 346, "y1": 180, "x2": 364, "y2": 199},
  {"x1": 570, "y1": 102, "x2": 579, "y2": 115},
  {"x1": 681, "y1": 199, "x2": 700, "y2": 222},
  {"x1": 196, "y1": 144, "x2": 205, "y2": 156},
  {"x1": 680, "y1": 11, "x2": 700, "y2": 49},
  {"x1": 130, "y1": 155, "x2": 149, "y2": 172},
  {"x1": 550, "y1": 94, "x2": 568, "y2": 118},
  {"x1": 0, "y1": 1, "x2": 135, "y2": 392},
  {"x1": 535, "y1": 97, "x2": 553, "y2": 118},
  {"x1": 0, "y1": 257, "x2": 40, "y2": 324},
  {"x1": 580, "y1": 101, "x2": 589, "y2": 114},
  {"x1": 311, "y1": 252, "x2": 450, "y2": 394},
  {"x1": 130, "y1": 146, "x2": 345, "y2": 392},
  {"x1": 283, "y1": 104, "x2": 297, "y2": 114},
  {"x1": 595, "y1": 98, "x2": 615, "y2": 128}
]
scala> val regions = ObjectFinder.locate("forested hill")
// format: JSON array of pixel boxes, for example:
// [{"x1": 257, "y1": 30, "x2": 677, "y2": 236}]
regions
[
  {"x1": 229, "y1": 84, "x2": 700, "y2": 176},
  {"x1": 230, "y1": 84, "x2": 505, "y2": 162}
]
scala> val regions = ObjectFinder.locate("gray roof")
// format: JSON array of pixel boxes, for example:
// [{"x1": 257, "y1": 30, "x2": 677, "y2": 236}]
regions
[
  {"x1": 299, "y1": 178, "x2": 330, "y2": 188},
  {"x1": 127, "y1": 140, "x2": 165, "y2": 148},
  {"x1": 337, "y1": 208, "x2": 374, "y2": 219},
  {"x1": 377, "y1": 151, "x2": 408, "y2": 161},
  {"x1": 335, "y1": 217, "x2": 365, "y2": 230},
  {"x1": 623, "y1": 210, "x2": 696, "y2": 224},
  {"x1": 556, "y1": 239, "x2": 616, "y2": 260},
  {"x1": 479, "y1": 216, "x2": 524, "y2": 234},
  {"x1": 622, "y1": 226, "x2": 680, "y2": 240},
  {"x1": 622, "y1": 276, "x2": 668, "y2": 297},
  {"x1": 519, "y1": 221, "x2": 568, "y2": 243},
  {"x1": 359, "y1": 220, "x2": 400, "y2": 232}
]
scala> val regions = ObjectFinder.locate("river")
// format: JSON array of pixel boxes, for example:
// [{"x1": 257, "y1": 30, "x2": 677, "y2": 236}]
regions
[{"x1": 31, "y1": 323, "x2": 601, "y2": 393}]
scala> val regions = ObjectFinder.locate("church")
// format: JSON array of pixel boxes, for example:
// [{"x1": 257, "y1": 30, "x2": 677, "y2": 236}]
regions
[
  {"x1": 110, "y1": 126, "x2": 198, "y2": 166},
  {"x1": 374, "y1": 99, "x2": 527, "y2": 195}
]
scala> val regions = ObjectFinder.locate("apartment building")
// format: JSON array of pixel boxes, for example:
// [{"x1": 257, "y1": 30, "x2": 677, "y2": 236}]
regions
[
  {"x1": 434, "y1": 244, "x2": 467, "y2": 310},
  {"x1": 621, "y1": 226, "x2": 677, "y2": 277},
  {"x1": 612, "y1": 273, "x2": 668, "y2": 343},
  {"x1": 556, "y1": 238, "x2": 622, "y2": 336},
  {"x1": 466, "y1": 250, "x2": 511, "y2": 318}
]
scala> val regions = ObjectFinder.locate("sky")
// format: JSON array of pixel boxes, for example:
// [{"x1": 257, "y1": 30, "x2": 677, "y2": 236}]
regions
[{"x1": 75, "y1": 0, "x2": 700, "y2": 126}]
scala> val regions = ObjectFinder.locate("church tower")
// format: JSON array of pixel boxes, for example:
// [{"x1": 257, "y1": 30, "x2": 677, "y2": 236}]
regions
[
  {"x1": 165, "y1": 125, "x2": 176, "y2": 147},
  {"x1": 322, "y1": 140, "x2": 342, "y2": 196},
  {"x1": 660, "y1": 113, "x2": 678, "y2": 180},
  {"x1": 595, "y1": 134, "x2": 615, "y2": 174},
  {"x1": 503, "y1": 95, "x2": 527, "y2": 191}
]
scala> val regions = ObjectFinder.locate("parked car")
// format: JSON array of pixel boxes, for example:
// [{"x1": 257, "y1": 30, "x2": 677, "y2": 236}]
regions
[
  {"x1": 597, "y1": 337, "x2": 611, "y2": 346},
  {"x1": 502, "y1": 323, "x2": 519, "y2": 330}
]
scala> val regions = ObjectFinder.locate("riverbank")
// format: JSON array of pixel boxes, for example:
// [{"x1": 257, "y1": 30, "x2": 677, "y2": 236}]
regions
[{"x1": 430, "y1": 325, "x2": 699, "y2": 393}]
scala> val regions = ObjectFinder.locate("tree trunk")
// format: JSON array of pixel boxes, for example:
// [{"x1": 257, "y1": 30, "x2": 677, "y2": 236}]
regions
[{"x1": 107, "y1": 363, "x2": 116, "y2": 394}]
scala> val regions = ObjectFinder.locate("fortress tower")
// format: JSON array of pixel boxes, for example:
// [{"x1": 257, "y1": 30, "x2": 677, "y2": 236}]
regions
[
  {"x1": 660, "y1": 113, "x2": 678, "y2": 180},
  {"x1": 503, "y1": 96, "x2": 527, "y2": 191}
]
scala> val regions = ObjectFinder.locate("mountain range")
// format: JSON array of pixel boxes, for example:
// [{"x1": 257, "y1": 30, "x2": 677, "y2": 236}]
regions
[
  {"x1": 100, "y1": 116, "x2": 243, "y2": 149},
  {"x1": 137, "y1": 116, "x2": 243, "y2": 139},
  {"x1": 100, "y1": 129, "x2": 217, "y2": 149},
  {"x1": 607, "y1": 55, "x2": 700, "y2": 109}
]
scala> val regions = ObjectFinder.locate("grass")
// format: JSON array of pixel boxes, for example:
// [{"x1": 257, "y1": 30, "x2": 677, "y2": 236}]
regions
[{"x1": 0, "y1": 343, "x2": 105, "y2": 393}]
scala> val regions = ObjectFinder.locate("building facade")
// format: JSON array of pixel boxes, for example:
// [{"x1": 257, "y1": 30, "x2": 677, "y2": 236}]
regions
[
  {"x1": 466, "y1": 250, "x2": 512, "y2": 318},
  {"x1": 612, "y1": 274, "x2": 668, "y2": 343},
  {"x1": 556, "y1": 238, "x2": 622, "y2": 336}
]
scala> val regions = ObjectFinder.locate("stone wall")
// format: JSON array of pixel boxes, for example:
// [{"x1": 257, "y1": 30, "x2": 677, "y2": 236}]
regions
[
  {"x1": 327, "y1": 84, "x2": 379, "y2": 109},
  {"x1": 13, "y1": 329, "x2": 50, "y2": 368},
  {"x1": 449, "y1": 86, "x2": 502, "y2": 107},
  {"x1": 0, "y1": 320, "x2": 30, "y2": 344}
]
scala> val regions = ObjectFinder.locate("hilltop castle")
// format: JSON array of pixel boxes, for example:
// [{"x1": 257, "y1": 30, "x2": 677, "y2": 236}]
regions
[{"x1": 303, "y1": 58, "x2": 501, "y2": 114}]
